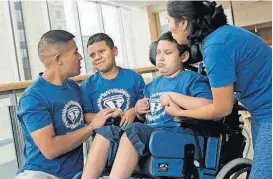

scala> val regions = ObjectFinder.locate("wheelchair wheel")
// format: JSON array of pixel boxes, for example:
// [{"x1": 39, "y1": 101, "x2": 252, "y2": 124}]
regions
[{"x1": 215, "y1": 158, "x2": 252, "y2": 179}]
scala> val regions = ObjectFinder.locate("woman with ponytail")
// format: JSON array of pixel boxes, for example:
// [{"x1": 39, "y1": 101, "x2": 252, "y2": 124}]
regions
[{"x1": 165, "y1": 1, "x2": 272, "y2": 178}]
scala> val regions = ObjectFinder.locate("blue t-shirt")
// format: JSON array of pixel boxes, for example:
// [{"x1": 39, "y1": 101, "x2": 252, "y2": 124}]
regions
[
  {"x1": 17, "y1": 75, "x2": 84, "y2": 179},
  {"x1": 201, "y1": 25, "x2": 272, "y2": 122},
  {"x1": 144, "y1": 71, "x2": 212, "y2": 128},
  {"x1": 80, "y1": 67, "x2": 145, "y2": 113}
]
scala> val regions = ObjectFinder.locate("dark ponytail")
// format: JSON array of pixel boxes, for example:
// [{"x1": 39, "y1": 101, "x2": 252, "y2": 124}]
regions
[{"x1": 211, "y1": 5, "x2": 228, "y2": 29}]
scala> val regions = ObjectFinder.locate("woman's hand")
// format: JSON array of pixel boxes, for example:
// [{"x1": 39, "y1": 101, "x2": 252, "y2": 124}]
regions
[
  {"x1": 160, "y1": 92, "x2": 171, "y2": 107},
  {"x1": 164, "y1": 96, "x2": 184, "y2": 117}
]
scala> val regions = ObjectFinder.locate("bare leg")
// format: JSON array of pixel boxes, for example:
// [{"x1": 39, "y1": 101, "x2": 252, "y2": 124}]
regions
[
  {"x1": 81, "y1": 134, "x2": 110, "y2": 179},
  {"x1": 109, "y1": 133, "x2": 138, "y2": 179}
]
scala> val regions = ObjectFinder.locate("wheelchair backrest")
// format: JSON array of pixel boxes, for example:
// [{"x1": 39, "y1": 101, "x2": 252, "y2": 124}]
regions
[{"x1": 148, "y1": 40, "x2": 206, "y2": 75}]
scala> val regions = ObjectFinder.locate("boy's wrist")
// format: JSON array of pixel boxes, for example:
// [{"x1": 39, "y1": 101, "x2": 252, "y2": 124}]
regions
[{"x1": 87, "y1": 124, "x2": 94, "y2": 133}]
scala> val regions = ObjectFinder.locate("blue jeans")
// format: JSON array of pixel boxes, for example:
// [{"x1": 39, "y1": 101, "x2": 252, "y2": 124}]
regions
[{"x1": 249, "y1": 118, "x2": 272, "y2": 179}]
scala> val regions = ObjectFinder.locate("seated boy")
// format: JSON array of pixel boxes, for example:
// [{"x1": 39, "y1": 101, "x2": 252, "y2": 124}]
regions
[
  {"x1": 80, "y1": 33, "x2": 145, "y2": 178},
  {"x1": 104, "y1": 31, "x2": 213, "y2": 179}
]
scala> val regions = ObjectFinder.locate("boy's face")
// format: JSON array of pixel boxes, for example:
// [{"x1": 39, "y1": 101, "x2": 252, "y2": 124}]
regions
[
  {"x1": 88, "y1": 41, "x2": 118, "y2": 72},
  {"x1": 156, "y1": 40, "x2": 184, "y2": 77}
]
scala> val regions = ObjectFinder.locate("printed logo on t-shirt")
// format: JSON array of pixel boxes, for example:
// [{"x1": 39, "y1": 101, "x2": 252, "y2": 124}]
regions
[
  {"x1": 62, "y1": 101, "x2": 83, "y2": 129},
  {"x1": 97, "y1": 89, "x2": 130, "y2": 110},
  {"x1": 146, "y1": 92, "x2": 165, "y2": 121}
]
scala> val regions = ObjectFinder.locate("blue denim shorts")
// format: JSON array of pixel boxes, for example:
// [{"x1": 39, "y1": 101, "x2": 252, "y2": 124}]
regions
[
  {"x1": 122, "y1": 123, "x2": 156, "y2": 157},
  {"x1": 94, "y1": 125, "x2": 123, "y2": 166},
  {"x1": 95, "y1": 123, "x2": 184, "y2": 165},
  {"x1": 94, "y1": 123, "x2": 156, "y2": 165}
]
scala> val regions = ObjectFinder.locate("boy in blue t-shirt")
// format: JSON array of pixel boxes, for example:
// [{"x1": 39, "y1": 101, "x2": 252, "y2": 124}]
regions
[
  {"x1": 15, "y1": 31, "x2": 106, "y2": 179},
  {"x1": 106, "y1": 32, "x2": 213, "y2": 178},
  {"x1": 80, "y1": 33, "x2": 145, "y2": 178}
]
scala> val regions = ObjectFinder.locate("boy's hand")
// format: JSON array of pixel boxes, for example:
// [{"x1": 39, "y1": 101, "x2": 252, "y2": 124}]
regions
[
  {"x1": 90, "y1": 108, "x2": 116, "y2": 129},
  {"x1": 110, "y1": 108, "x2": 124, "y2": 119},
  {"x1": 135, "y1": 98, "x2": 150, "y2": 115},
  {"x1": 120, "y1": 108, "x2": 136, "y2": 127},
  {"x1": 164, "y1": 97, "x2": 183, "y2": 117},
  {"x1": 160, "y1": 93, "x2": 171, "y2": 107}
]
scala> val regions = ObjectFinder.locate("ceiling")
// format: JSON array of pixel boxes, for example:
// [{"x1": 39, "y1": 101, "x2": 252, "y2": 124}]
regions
[
  {"x1": 110, "y1": 1, "x2": 163, "y2": 8},
  {"x1": 110, "y1": 0, "x2": 270, "y2": 9}
]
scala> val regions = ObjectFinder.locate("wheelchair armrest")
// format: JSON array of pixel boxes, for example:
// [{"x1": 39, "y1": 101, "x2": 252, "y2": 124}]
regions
[
  {"x1": 173, "y1": 116, "x2": 224, "y2": 128},
  {"x1": 173, "y1": 116, "x2": 226, "y2": 136},
  {"x1": 173, "y1": 116, "x2": 221, "y2": 124}
]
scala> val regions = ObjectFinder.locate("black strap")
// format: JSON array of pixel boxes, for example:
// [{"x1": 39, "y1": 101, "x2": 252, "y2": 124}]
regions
[{"x1": 193, "y1": 132, "x2": 204, "y2": 169}]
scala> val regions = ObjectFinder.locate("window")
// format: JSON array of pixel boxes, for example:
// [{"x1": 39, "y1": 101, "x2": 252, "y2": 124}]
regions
[
  {"x1": 101, "y1": 4, "x2": 128, "y2": 68},
  {"x1": 77, "y1": 1, "x2": 102, "y2": 73},
  {"x1": 77, "y1": 1, "x2": 130, "y2": 73},
  {"x1": 47, "y1": 1, "x2": 67, "y2": 30},
  {"x1": 158, "y1": 11, "x2": 168, "y2": 35},
  {"x1": 0, "y1": 1, "x2": 20, "y2": 83},
  {"x1": 55, "y1": 10, "x2": 61, "y2": 19}
]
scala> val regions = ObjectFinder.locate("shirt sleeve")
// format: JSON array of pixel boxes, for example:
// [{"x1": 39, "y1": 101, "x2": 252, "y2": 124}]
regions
[
  {"x1": 17, "y1": 95, "x2": 52, "y2": 133},
  {"x1": 143, "y1": 83, "x2": 151, "y2": 99},
  {"x1": 80, "y1": 80, "x2": 95, "y2": 113},
  {"x1": 135, "y1": 74, "x2": 145, "y2": 100},
  {"x1": 188, "y1": 74, "x2": 213, "y2": 100},
  {"x1": 203, "y1": 44, "x2": 236, "y2": 88}
]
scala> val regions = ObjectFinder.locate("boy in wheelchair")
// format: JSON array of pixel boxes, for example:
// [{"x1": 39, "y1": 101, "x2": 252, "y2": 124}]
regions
[{"x1": 81, "y1": 31, "x2": 213, "y2": 179}]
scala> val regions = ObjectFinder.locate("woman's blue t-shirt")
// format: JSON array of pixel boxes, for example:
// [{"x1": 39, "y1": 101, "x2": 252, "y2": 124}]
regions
[{"x1": 201, "y1": 25, "x2": 272, "y2": 122}]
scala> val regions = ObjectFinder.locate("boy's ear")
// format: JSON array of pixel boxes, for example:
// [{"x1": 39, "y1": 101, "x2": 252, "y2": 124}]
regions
[
  {"x1": 181, "y1": 51, "x2": 190, "y2": 63},
  {"x1": 113, "y1": 46, "x2": 118, "y2": 57}
]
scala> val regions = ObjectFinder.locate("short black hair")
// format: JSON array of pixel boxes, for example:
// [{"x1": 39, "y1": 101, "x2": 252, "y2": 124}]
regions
[
  {"x1": 159, "y1": 31, "x2": 188, "y2": 56},
  {"x1": 38, "y1": 30, "x2": 75, "y2": 54},
  {"x1": 87, "y1": 33, "x2": 114, "y2": 49}
]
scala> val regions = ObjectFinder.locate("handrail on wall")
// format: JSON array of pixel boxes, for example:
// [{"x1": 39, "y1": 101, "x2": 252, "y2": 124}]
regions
[{"x1": 0, "y1": 66, "x2": 158, "y2": 92}]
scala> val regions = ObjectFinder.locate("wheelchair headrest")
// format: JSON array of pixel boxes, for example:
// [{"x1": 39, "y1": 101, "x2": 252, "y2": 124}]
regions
[
  {"x1": 149, "y1": 40, "x2": 158, "y2": 66},
  {"x1": 148, "y1": 40, "x2": 204, "y2": 73}
]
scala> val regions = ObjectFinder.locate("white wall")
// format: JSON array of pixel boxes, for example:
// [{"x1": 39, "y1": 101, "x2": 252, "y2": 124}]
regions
[
  {"x1": 0, "y1": 1, "x2": 19, "y2": 83},
  {"x1": 148, "y1": 1, "x2": 166, "y2": 13},
  {"x1": 148, "y1": 1, "x2": 272, "y2": 27},
  {"x1": 232, "y1": 1, "x2": 272, "y2": 27}
]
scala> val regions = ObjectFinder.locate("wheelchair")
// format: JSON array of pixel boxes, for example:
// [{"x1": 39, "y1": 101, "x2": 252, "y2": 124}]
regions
[{"x1": 73, "y1": 41, "x2": 252, "y2": 179}]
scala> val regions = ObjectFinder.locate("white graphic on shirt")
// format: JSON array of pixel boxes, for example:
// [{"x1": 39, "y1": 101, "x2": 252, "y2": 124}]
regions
[
  {"x1": 146, "y1": 92, "x2": 165, "y2": 121},
  {"x1": 97, "y1": 89, "x2": 130, "y2": 110},
  {"x1": 62, "y1": 101, "x2": 83, "y2": 129}
]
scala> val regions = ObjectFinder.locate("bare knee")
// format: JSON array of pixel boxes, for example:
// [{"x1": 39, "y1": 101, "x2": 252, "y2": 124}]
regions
[{"x1": 90, "y1": 134, "x2": 110, "y2": 148}]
